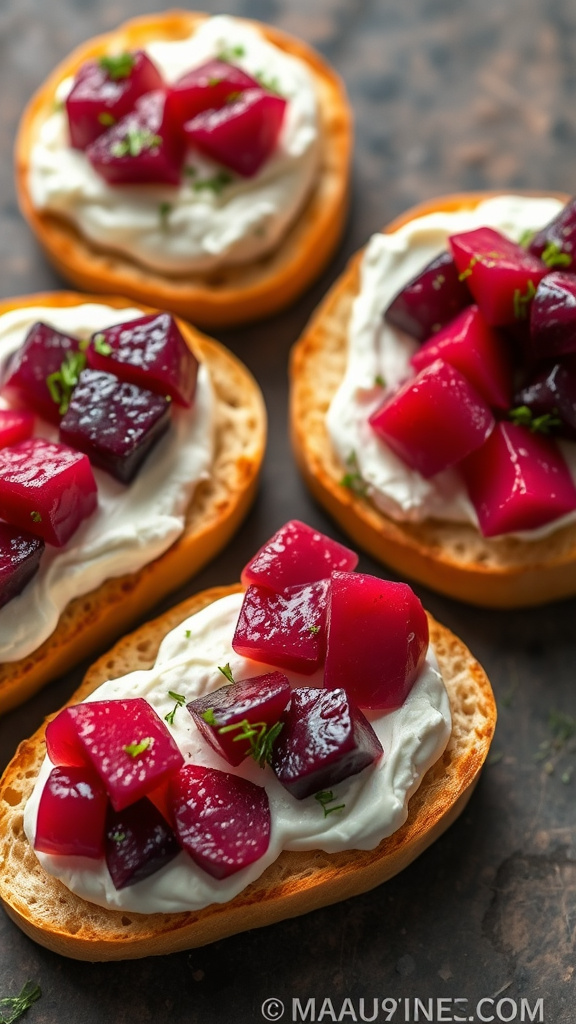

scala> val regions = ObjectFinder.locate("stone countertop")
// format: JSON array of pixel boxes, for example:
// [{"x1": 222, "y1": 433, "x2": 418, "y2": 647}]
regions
[{"x1": 0, "y1": 1, "x2": 575, "y2": 1022}]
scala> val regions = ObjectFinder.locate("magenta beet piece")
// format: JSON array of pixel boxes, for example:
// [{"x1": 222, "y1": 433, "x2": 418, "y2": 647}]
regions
[
  {"x1": 87, "y1": 90, "x2": 185, "y2": 186},
  {"x1": 459, "y1": 421, "x2": 576, "y2": 536},
  {"x1": 241, "y1": 519, "x2": 358, "y2": 593},
  {"x1": 34, "y1": 765, "x2": 107, "y2": 858},
  {"x1": 87, "y1": 313, "x2": 198, "y2": 407},
  {"x1": 105, "y1": 797, "x2": 180, "y2": 890},
  {"x1": 45, "y1": 707, "x2": 88, "y2": 768},
  {"x1": 369, "y1": 359, "x2": 495, "y2": 478},
  {"x1": 449, "y1": 227, "x2": 548, "y2": 326},
  {"x1": 170, "y1": 764, "x2": 271, "y2": 879},
  {"x1": 411, "y1": 305, "x2": 513, "y2": 410},
  {"x1": 0, "y1": 409, "x2": 35, "y2": 448},
  {"x1": 1, "y1": 321, "x2": 84, "y2": 424},
  {"x1": 384, "y1": 250, "x2": 472, "y2": 341},
  {"x1": 0, "y1": 438, "x2": 97, "y2": 546},
  {"x1": 59, "y1": 368, "x2": 171, "y2": 484},
  {"x1": 529, "y1": 272, "x2": 576, "y2": 361},
  {"x1": 528, "y1": 197, "x2": 576, "y2": 269},
  {"x1": 324, "y1": 572, "x2": 429, "y2": 710},
  {"x1": 184, "y1": 87, "x2": 286, "y2": 177},
  {"x1": 0, "y1": 521, "x2": 44, "y2": 610},
  {"x1": 232, "y1": 579, "x2": 330, "y2": 674},
  {"x1": 271, "y1": 687, "x2": 383, "y2": 800},
  {"x1": 165, "y1": 58, "x2": 259, "y2": 137},
  {"x1": 514, "y1": 361, "x2": 576, "y2": 440},
  {"x1": 187, "y1": 671, "x2": 291, "y2": 767}
]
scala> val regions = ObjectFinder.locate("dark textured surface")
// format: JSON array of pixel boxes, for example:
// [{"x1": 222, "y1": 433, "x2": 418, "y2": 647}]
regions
[{"x1": 1, "y1": 1, "x2": 576, "y2": 1021}]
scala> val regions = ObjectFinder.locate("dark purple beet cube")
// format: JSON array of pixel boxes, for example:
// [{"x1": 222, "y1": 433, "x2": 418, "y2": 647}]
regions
[
  {"x1": 34, "y1": 765, "x2": 108, "y2": 858},
  {"x1": 0, "y1": 321, "x2": 84, "y2": 424},
  {"x1": 232, "y1": 579, "x2": 330, "y2": 675},
  {"x1": 528, "y1": 197, "x2": 576, "y2": 269},
  {"x1": 270, "y1": 687, "x2": 383, "y2": 800},
  {"x1": 59, "y1": 368, "x2": 171, "y2": 484},
  {"x1": 241, "y1": 519, "x2": 358, "y2": 594},
  {"x1": 87, "y1": 90, "x2": 185, "y2": 186},
  {"x1": 164, "y1": 58, "x2": 260, "y2": 137},
  {"x1": 529, "y1": 272, "x2": 576, "y2": 361},
  {"x1": 515, "y1": 360, "x2": 576, "y2": 440},
  {"x1": 384, "y1": 250, "x2": 472, "y2": 341},
  {"x1": 105, "y1": 797, "x2": 180, "y2": 890},
  {"x1": 86, "y1": 313, "x2": 198, "y2": 407},
  {"x1": 0, "y1": 521, "x2": 44, "y2": 609}
]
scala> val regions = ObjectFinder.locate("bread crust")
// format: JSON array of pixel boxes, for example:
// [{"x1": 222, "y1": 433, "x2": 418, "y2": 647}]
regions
[
  {"x1": 0, "y1": 291, "x2": 266, "y2": 713},
  {"x1": 0, "y1": 583, "x2": 495, "y2": 960},
  {"x1": 15, "y1": 11, "x2": 352, "y2": 328},
  {"x1": 290, "y1": 191, "x2": 576, "y2": 608}
]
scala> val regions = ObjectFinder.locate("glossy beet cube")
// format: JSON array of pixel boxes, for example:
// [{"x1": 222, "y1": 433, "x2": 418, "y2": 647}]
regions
[
  {"x1": 384, "y1": 250, "x2": 472, "y2": 341},
  {"x1": 164, "y1": 58, "x2": 259, "y2": 136},
  {"x1": 241, "y1": 519, "x2": 358, "y2": 594},
  {"x1": 34, "y1": 765, "x2": 107, "y2": 858},
  {"x1": 0, "y1": 521, "x2": 44, "y2": 610},
  {"x1": 515, "y1": 361, "x2": 576, "y2": 439},
  {"x1": 87, "y1": 90, "x2": 185, "y2": 186},
  {"x1": 369, "y1": 359, "x2": 495, "y2": 478},
  {"x1": 324, "y1": 572, "x2": 429, "y2": 710},
  {"x1": 187, "y1": 671, "x2": 291, "y2": 767},
  {"x1": 232, "y1": 579, "x2": 330, "y2": 675},
  {"x1": 529, "y1": 272, "x2": 576, "y2": 361},
  {"x1": 0, "y1": 321, "x2": 84, "y2": 424},
  {"x1": 459, "y1": 421, "x2": 576, "y2": 536},
  {"x1": 59, "y1": 368, "x2": 171, "y2": 484},
  {"x1": 58, "y1": 698, "x2": 184, "y2": 811},
  {"x1": 86, "y1": 313, "x2": 198, "y2": 407},
  {"x1": 271, "y1": 687, "x2": 383, "y2": 800},
  {"x1": 46, "y1": 706, "x2": 91, "y2": 768},
  {"x1": 105, "y1": 797, "x2": 180, "y2": 890},
  {"x1": 449, "y1": 227, "x2": 548, "y2": 326},
  {"x1": 170, "y1": 765, "x2": 271, "y2": 879},
  {"x1": 0, "y1": 409, "x2": 35, "y2": 448},
  {"x1": 184, "y1": 87, "x2": 286, "y2": 177},
  {"x1": 528, "y1": 197, "x2": 576, "y2": 269},
  {"x1": 411, "y1": 305, "x2": 513, "y2": 410},
  {"x1": 0, "y1": 437, "x2": 97, "y2": 546}
]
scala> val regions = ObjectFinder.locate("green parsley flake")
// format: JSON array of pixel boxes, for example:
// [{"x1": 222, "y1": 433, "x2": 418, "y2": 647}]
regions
[
  {"x1": 512, "y1": 279, "x2": 536, "y2": 320},
  {"x1": 218, "y1": 663, "x2": 235, "y2": 684},
  {"x1": 46, "y1": 349, "x2": 87, "y2": 415},
  {"x1": 508, "y1": 404, "x2": 562, "y2": 435},
  {"x1": 98, "y1": 112, "x2": 116, "y2": 127},
  {"x1": 165, "y1": 691, "x2": 187, "y2": 727},
  {"x1": 159, "y1": 201, "x2": 173, "y2": 227},
  {"x1": 315, "y1": 790, "x2": 345, "y2": 818},
  {"x1": 99, "y1": 53, "x2": 136, "y2": 81},
  {"x1": 93, "y1": 332, "x2": 112, "y2": 356},
  {"x1": 340, "y1": 451, "x2": 368, "y2": 497},
  {"x1": 123, "y1": 737, "x2": 153, "y2": 758},
  {"x1": 30, "y1": 511, "x2": 42, "y2": 524},
  {"x1": 111, "y1": 128, "x2": 161, "y2": 159},
  {"x1": 217, "y1": 44, "x2": 246, "y2": 63},
  {"x1": 541, "y1": 241, "x2": 572, "y2": 268},
  {"x1": 193, "y1": 170, "x2": 233, "y2": 195}
]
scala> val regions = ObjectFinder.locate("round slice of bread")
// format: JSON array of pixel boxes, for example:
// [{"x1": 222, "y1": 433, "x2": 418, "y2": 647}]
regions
[
  {"x1": 0, "y1": 291, "x2": 266, "y2": 713},
  {"x1": 0, "y1": 582, "x2": 495, "y2": 961},
  {"x1": 15, "y1": 11, "x2": 352, "y2": 328},
  {"x1": 290, "y1": 191, "x2": 576, "y2": 608}
]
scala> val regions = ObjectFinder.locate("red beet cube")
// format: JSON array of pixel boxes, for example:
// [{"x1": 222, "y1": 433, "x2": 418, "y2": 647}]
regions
[
  {"x1": 241, "y1": 519, "x2": 358, "y2": 594},
  {"x1": 86, "y1": 313, "x2": 198, "y2": 407},
  {"x1": 232, "y1": 579, "x2": 330, "y2": 675},
  {"x1": 369, "y1": 359, "x2": 495, "y2": 478},
  {"x1": 170, "y1": 764, "x2": 271, "y2": 879},
  {"x1": 105, "y1": 797, "x2": 180, "y2": 890},
  {"x1": 384, "y1": 250, "x2": 472, "y2": 341},
  {"x1": 0, "y1": 321, "x2": 84, "y2": 424},
  {"x1": 270, "y1": 687, "x2": 383, "y2": 799},
  {"x1": 0, "y1": 409, "x2": 35, "y2": 448},
  {"x1": 34, "y1": 765, "x2": 108, "y2": 859},
  {"x1": 0, "y1": 437, "x2": 97, "y2": 546},
  {"x1": 529, "y1": 272, "x2": 576, "y2": 362},
  {"x1": 87, "y1": 90, "x2": 185, "y2": 186},
  {"x1": 0, "y1": 521, "x2": 44, "y2": 610},
  {"x1": 459, "y1": 421, "x2": 576, "y2": 537},
  {"x1": 164, "y1": 58, "x2": 259, "y2": 137},
  {"x1": 184, "y1": 87, "x2": 286, "y2": 177},
  {"x1": 45, "y1": 706, "x2": 89, "y2": 768}
]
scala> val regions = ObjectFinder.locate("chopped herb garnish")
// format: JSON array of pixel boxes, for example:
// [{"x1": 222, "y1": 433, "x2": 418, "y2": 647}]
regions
[
  {"x1": 185, "y1": 629, "x2": 192, "y2": 639},
  {"x1": 513, "y1": 279, "x2": 536, "y2": 320},
  {"x1": 46, "y1": 349, "x2": 87, "y2": 415},
  {"x1": 123, "y1": 737, "x2": 153, "y2": 758},
  {"x1": 431, "y1": 273, "x2": 446, "y2": 291},
  {"x1": 111, "y1": 831, "x2": 126, "y2": 843},
  {"x1": 193, "y1": 170, "x2": 233, "y2": 195},
  {"x1": 315, "y1": 790, "x2": 345, "y2": 817},
  {"x1": 217, "y1": 44, "x2": 246, "y2": 62},
  {"x1": 458, "y1": 254, "x2": 479, "y2": 281},
  {"x1": 340, "y1": 451, "x2": 368, "y2": 497},
  {"x1": 518, "y1": 228, "x2": 535, "y2": 248},
  {"x1": 159, "y1": 201, "x2": 173, "y2": 227},
  {"x1": 98, "y1": 111, "x2": 116, "y2": 127},
  {"x1": 508, "y1": 405, "x2": 562, "y2": 435},
  {"x1": 374, "y1": 374, "x2": 386, "y2": 387},
  {"x1": 218, "y1": 718, "x2": 284, "y2": 768},
  {"x1": 207, "y1": 76, "x2": 224, "y2": 87},
  {"x1": 541, "y1": 241, "x2": 572, "y2": 268},
  {"x1": 52, "y1": 98, "x2": 64, "y2": 114},
  {"x1": 165, "y1": 691, "x2": 187, "y2": 726},
  {"x1": 225, "y1": 90, "x2": 242, "y2": 103},
  {"x1": 99, "y1": 52, "x2": 136, "y2": 81},
  {"x1": 218, "y1": 663, "x2": 235, "y2": 684},
  {"x1": 111, "y1": 128, "x2": 161, "y2": 158},
  {"x1": 93, "y1": 332, "x2": 112, "y2": 356},
  {"x1": 308, "y1": 625, "x2": 321, "y2": 635},
  {"x1": 201, "y1": 708, "x2": 218, "y2": 726},
  {"x1": 254, "y1": 70, "x2": 283, "y2": 95},
  {"x1": 30, "y1": 511, "x2": 42, "y2": 524},
  {"x1": 0, "y1": 981, "x2": 41, "y2": 1024}
]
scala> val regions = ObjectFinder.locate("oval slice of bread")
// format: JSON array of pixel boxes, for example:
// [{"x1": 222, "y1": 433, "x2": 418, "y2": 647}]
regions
[
  {"x1": 0, "y1": 582, "x2": 495, "y2": 960},
  {"x1": 0, "y1": 291, "x2": 266, "y2": 713},
  {"x1": 290, "y1": 191, "x2": 576, "y2": 608},
  {"x1": 15, "y1": 11, "x2": 352, "y2": 328}
]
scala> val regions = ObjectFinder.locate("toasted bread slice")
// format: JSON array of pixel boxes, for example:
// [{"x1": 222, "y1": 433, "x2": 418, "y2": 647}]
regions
[
  {"x1": 290, "y1": 191, "x2": 576, "y2": 608},
  {"x1": 15, "y1": 11, "x2": 352, "y2": 328},
  {"x1": 0, "y1": 583, "x2": 495, "y2": 960},
  {"x1": 0, "y1": 292, "x2": 266, "y2": 713}
]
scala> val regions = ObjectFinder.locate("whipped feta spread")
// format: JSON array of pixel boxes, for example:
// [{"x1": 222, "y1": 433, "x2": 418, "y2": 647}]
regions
[
  {"x1": 327, "y1": 195, "x2": 576, "y2": 539},
  {"x1": 24, "y1": 591, "x2": 451, "y2": 914},
  {"x1": 29, "y1": 16, "x2": 320, "y2": 274},
  {"x1": 0, "y1": 303, "x2": 214, "y2": 662}
]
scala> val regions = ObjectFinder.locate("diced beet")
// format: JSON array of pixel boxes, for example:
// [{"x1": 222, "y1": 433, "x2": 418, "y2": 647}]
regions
[
  {"x1": 241, "y1": 520, "x2": 358, "y2": 594},
  {"x1": 0, "y1": 409, "x2": 35, "y2": 448},
  {"x1": 324, "y1": 572, "x2": 429, "y2": 710},
  {"x1": 528, "y1": 197, "x2": 576, "y2": 269},
  {"x1": 369, "y1": 359, "x2": 495, "y2": 478},
  {"x1": 187, "y1": 671, "x2": 291, "y2": 767},
  {"x1": 59, "y1": 368, "x2": 171, "y2": 484},
  {"x1": 384, "y1": 250, "x2": 472, "y2": 341},
  {"x1": 410, "y1": 305, "x2": 513, "y2": 409},
  {"x1": 459, "y1": 421, "x2": 576, "y2": 536},
  {"x1": 184, "y1": 87, "x2": 286, "y2": 177},
  {"x1": 0, "y1": 438, "x2": 97, "y2": 546},
  {"x1": 86, "y1": 313, "x2": 198, "y2": 407},
  {"x1": 529, "y1": 272, "x2": 576, "y2": 361},
  {"x1": 34, "y1": 765, "x2": 107, "y2": 858},
  {"x1": 0, "y1": 321, "x2": 84, "y2": 424},
  {"x1": 45, "y1": 706, "x2": 89, "y2": 768},
  {"x1": 232, "y1": 579, "x2": 330, "y2": 675},
  {"x1": 105, "y1": 797, "x2": 180, "y2": 890},
  {"x1": 0, "y1": 521, "x2": 44, "y2": 610},
  {"x1": 164, "y1": 59, "x2": 259, "y2": 138},
  {"x1": 514, "y1": 360, "x2": 576, "y2": 440},
  {"x1": 169, "y1": 764, "x2": 271, "y2": 879},
  {"x1": 60, "y1": 697, "x2": 184, "y2": 812},
  {"x1": 270, "y1": 687, "x2": 383, "y2": 800},
  {"x1": 449, "y1": 227, "x2": 549, "y2": 326},
  {"x1": 87, "y1": 90, "x2": 185, "y2": 186}
]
